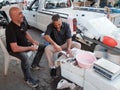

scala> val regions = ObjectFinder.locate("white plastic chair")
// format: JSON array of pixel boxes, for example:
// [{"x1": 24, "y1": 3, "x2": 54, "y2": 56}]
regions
[
  {"x1": 0, "y1": 33, "x2": 35, "y2": 76},
  {"x1": 0, "y1": 36, "x2": 21, "y2": 76}
]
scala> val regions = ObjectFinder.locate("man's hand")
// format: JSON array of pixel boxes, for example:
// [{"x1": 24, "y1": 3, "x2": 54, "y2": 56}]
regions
[
  {"x1": 54, "y1": 44, "x2": 62, "y2": 52},
  {"x1": 33, "y1": 40, "x2": 39, "y2": 45},
  {"x1": 67, "y1": 49, "x2": 73, "y2": 57},
  {"x1": 29, "y1": 45, "x2": 38, "y2": 51}
]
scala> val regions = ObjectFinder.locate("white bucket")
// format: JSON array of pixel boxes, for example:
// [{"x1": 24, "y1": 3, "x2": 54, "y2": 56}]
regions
[{"x1": 76, "y1": 52, "x2": 96, "y2": 69}]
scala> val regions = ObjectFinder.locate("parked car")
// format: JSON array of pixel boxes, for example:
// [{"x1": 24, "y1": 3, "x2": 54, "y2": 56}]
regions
[
  {"x1": 26, "y1": 0, "x2": 34, "y2": 6},
  {"x1": 23, "y1": 0, "x2": 120, "y2": 53},
  {"x1": 0, "y1": 0, "x2": 5, "y2": 6},
  {"x1": 4, "y1": 0, "x2": 17, "y2": 5},
  {"x1": 0, "y1": 0, "x2": 17, "y2": 6},
  {"x1": 0, "y1": 6, "x2": 9, "y2": 27},
  {"x1": 23, "y1": 0, "x2": 105, "y2": 35}
]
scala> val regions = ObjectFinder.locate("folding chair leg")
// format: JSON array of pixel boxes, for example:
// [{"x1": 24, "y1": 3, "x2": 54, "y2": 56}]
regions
[{"x1": 4, "y1": 56, "x2": 10, "y2": 76}]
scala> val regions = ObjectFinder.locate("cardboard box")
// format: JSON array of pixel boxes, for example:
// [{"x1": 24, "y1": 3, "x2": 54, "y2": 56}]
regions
[
  {"x1": 61, "y1": 61, "x2": 85, "y2": 87},
  {"x1": 109, "y1": 14, "x2": 120, "y2": 27},
  {"x1": 107, "y1": 52, "x2": 120, "y2": 65},
  {"x1": 80, "y1": 1, "x2": 90, "y2": 6},
  {"x1": 73, "y1": 1, "x2": 90, "y2": 7},
  {"x1": 61, "y1": 68, "x2": 84, "y2": 87},
  {"x1": 84, "y1": 81, "x2": 99, "y2": 90},
  {"x1": 73, "y1": 2, "x2": 81, "y2": 6}
]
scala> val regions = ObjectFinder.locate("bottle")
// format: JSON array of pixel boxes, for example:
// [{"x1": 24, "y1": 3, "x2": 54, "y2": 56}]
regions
[{"x1": 40, "y1": 33, "x2": 49, "y2": 46}]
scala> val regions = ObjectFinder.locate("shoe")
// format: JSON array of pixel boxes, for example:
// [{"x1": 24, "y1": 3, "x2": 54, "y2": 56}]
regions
[
  {"x1": 26, "y1": 78, "x2": 39, "y2": 88},
  {"x1": 50, "y1": 68, "x2": 56, "y2": 78},
  {"x1": 31, "y1": 65, "x2": 44, "y2": 70}
]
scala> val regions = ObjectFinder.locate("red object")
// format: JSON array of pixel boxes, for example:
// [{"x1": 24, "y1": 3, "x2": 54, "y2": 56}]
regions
[
  {"x1": 103, "y1": 36, "x2": 117, "y2": 47},
  {"x1": 73, "y1": 18, "x2": 77, "y2": 31}
]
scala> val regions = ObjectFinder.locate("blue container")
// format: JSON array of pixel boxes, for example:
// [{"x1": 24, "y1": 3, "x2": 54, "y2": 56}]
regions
[
  {"x1": 111, "y1": 8, "x2": 120, "y2": 13},
  {"x1": 40, "y1": 33, "x2": 49, "y2": 46},
  {"x1": 44, "y1": 41, "x2": 49, "y2": 46}
]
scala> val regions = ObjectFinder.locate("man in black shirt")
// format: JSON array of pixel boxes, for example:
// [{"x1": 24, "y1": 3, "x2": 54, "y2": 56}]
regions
[
  {"x1": 6, "y1": 7, "x2": 45, "y2": 87},
  {"x1": 44, "y1": 14, "x2": 81, "y2": 78}
]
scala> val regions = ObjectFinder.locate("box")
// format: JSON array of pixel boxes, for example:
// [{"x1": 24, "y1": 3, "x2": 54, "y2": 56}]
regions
[
  {"x1": 61, "y1": 61, "x2": 86, "y2": 87},
  {"x1": 61, "y1": 68, "x2": 84, "y2": 87},
  {"x1": 80, "y1": 1, "x2": 90, "y2": 6},
  {"x1": 61, "y1": 60, "x2": 85, "y2": 77},
  {"x1": 84, "y1": 81, "x2": 99, "y2": 90},
  {"x1": 107, "y1": 52, "x2": 120, "y2": 65},
  {"x1": 93, "y1": 58, "x2": 120, "y2": 80},
  {"x1": 109, "y1": 13, "x2": 120, "y2": 27},
  {"x1": 94, "y1": 45, "x2": 107, "y2": 58},
  {"x1": 73, "y1": 2, "x2": 81, "y2": 6},
  {"x1": 85, "y1": 69, "x2": 120, "y2": 90}
]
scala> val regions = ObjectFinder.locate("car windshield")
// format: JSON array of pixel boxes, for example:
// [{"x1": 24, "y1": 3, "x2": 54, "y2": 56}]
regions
[
  {"x1": 45, "y1": 0, "x2": 71, "y2": 9},
  {"x1": 27, "y1": 0, "x2": 34, "y2": 7}
]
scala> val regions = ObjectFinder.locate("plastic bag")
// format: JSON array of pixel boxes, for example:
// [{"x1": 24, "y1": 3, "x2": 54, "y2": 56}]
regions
[{"x1": 57, "y1": 79, "x2": 76, "y2": 90}]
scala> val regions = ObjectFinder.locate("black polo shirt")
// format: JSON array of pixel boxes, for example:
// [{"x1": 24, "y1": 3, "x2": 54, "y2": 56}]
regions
[
  {"x1": 45, "y1": 22, "x2": 72, "y2": 45},
  {"x1": 6, "y1": 21, "x2": 32, "y2": 52}
]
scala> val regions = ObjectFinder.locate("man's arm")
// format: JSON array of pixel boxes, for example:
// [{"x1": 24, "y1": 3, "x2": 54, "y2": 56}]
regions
[
  {"x1": 67, "y1": 38, "x2": 72, "y2": 50},
  {"x1": 10, "y1": 42, "x2": 37, "y2": 52},
  {"x1": 44, "y1": 35, "x2": 62, "y2": 51},
  {"x1": 10, "y1": 32, "x2": 38, "y2": 52},
  {"x1": 25, "y1": 32, "x2": 39, "y2": 45},
  {"x1": 44, "y1": 35, "x2": 56, "y2": 46},
  {"x1": 66, "y1": 38, "x2": 72, "y2": 55}
]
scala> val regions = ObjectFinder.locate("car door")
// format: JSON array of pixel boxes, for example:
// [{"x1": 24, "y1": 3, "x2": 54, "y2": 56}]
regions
[{"x1": 23, "y1": 0, "x2": 39, "y2": 28}]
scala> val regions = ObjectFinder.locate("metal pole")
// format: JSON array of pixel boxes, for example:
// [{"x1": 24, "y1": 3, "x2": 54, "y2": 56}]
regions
[{"x1": 84, "y1": 0, "x2": 86, "y2": 7}]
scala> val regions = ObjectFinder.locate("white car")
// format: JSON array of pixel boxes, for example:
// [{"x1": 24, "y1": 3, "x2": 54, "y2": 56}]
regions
[
  {"x1": 26, "y1": 0, "x2": 34, "y2": 6},
  {"x1": 0, "y1": 0, "x2": 3, "y2": 3},
  {"x1": 0, "y1": 0, "x2": 5, "y2": 6},
  {"x1": 4, "y1": 0, "x2": 17, "y2": 4},
  {"x1": 23, "y1": 0, "x2": 120, "y2": 53}
]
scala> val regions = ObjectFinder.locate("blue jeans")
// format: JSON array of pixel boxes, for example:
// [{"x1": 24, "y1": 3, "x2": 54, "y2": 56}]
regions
[
  {"x1": 9, "y1": 44, "x2": 45, "y2": 80},
  {"x1": 10, "y1": 52, "x2": 32, "y2": 80},
  {"x1": 31, "y1": 44, "x2": 46, "y2": 67}
]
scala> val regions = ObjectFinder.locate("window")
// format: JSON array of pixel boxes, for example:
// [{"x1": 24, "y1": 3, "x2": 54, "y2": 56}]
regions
[
  {"x1": 45, "y1": 0, "x2": 72, "y2": 9},
  {"x1": 30, "y1": 0, "x2": 39, "y2": 11}
]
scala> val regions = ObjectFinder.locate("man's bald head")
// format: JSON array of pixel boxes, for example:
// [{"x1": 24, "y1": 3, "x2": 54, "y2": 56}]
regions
[
  {"x1": 9, "y1": 7, "x2": 24, "y2": 25},
  {"x1": 9, "y1": 7, "x2": 19, "y2": 18}
]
